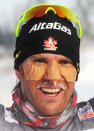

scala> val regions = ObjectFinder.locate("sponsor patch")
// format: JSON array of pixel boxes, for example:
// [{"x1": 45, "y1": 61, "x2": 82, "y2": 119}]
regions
[
  {"x1": 4, "y1": 107, "x2": 18, "y2": 124},
  {"x1": 78, "y1": 102, "x2": 94, "y2": 121},
  {"x1": 43, "y1": 36, "x2": 58, "y2": 51},
  {"x1": 29, "y1": 22, "x2": 71, "y2": 36}
]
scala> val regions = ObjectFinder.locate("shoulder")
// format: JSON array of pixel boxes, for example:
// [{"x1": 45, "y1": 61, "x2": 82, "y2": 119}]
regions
[
  {"x1": 77, "y1": 97, "x2": 94, "y2": 121},
  {"x1": 75, "y1": 98, "x2": 94, "y2": 130},
  {"x1": 77, "y1": 97, "x2": 94, "y2": 108},
  {"x1": 0, "y1": 104, "x2": 24, "y2": 131}
]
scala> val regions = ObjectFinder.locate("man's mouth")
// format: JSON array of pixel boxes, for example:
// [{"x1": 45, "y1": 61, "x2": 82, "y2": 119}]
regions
[
  {"x1": 36, "y1": 83, "x2": 67, "y2": 97},
  {"x1": 40, "y1": 87, "x2": 62, "y2": 96},
  {"x1": 36, "y1": 81, "x2": 67, "y2": 97}
]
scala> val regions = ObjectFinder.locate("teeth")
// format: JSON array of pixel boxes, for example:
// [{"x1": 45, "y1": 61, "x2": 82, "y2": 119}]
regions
[
  {"x1": 37, "y1": 85, "x2": 67, "y2": 91},
  {"x1": 46, "y1": 94, "x2": 56, "y2": 96},
  {"x1": 41, "y1": 88, "x2": 61, "y2": 93}
]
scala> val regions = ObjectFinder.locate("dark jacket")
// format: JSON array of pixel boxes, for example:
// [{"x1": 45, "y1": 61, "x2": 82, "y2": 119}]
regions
[{"x1": 0, "y1": 98, "x2": 94, "y2": 131}]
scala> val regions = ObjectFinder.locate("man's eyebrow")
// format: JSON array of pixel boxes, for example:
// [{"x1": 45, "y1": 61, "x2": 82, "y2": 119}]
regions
[
  {"x1": 59, "y1": 57, "x2": 73, "y2": 64},
  {"x1": 30, "y1": 55, "x2": 49, "y2": 60}
]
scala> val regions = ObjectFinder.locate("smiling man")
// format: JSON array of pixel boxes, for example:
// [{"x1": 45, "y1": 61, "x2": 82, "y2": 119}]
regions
[
  {"x1": 0, "y1": 4, "x2": 94, "y2": 131},
  {"x1": 17, "y1": 53, "x2": 76, "y2": 117}
]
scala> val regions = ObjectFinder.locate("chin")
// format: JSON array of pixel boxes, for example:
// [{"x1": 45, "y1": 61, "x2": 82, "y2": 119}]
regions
[
  {"x1": 37, "y1": 104, "x2": 64, "y2": 117},
  {"x1": 40, "y1": 109, "x2": 62, "y2": 117}
]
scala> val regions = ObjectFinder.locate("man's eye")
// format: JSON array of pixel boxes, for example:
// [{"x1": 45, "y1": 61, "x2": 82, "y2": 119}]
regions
[
  {"x1": 34, "y1": 59, "x2": 47, "y2": 63},
  {"x1": 59, "y1": 60, "x2": 72, "y2": 64}
]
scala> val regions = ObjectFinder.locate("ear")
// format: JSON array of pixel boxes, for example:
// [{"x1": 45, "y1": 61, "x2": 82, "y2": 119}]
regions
[{"x1": 15, "y1": 68, "x2": 22, "y2": 79}]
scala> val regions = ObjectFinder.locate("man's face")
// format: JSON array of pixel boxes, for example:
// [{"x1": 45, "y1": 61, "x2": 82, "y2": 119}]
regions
[{"x1": 16, "y1": 53, "x2": 77, "y2": 116}]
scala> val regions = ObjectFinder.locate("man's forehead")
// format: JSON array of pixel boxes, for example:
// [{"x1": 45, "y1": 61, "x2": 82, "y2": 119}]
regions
[{"x1": 28, "y1": 53, "x2": 72, "y2": 61}]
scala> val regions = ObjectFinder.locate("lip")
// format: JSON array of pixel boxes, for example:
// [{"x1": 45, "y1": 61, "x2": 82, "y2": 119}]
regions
[
  {"x1": 38, "y1": 87, "x2": 65, "y2": 101},
  {"x1": 42, "y1": 85, "x2": 63, "y2": 89},
  {"x1": 37, "y1": 84, "x2": 66, "y2": 90}
]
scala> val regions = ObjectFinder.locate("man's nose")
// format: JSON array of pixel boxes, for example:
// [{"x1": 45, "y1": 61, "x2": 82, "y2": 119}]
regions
[{"x1": 44, "y1": 63, "x2": 62, "y2": 80}]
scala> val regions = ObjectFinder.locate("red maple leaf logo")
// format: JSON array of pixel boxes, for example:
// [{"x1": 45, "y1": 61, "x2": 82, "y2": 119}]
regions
[{"x1": 44, "y1": 36, "x2": 58, "y2": 49}]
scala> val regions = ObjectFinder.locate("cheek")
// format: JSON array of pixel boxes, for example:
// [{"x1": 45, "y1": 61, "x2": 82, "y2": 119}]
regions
[
  {"x1": 59, "y1": 66, "x2": 77, "y2": 82},
  {"x1": 21, "y1": 80, "x2": 37, "y2": 101},
  {"x1": 21, "y1": 80, "x2": 45, "y2": 106},
  {"x1": 23, "y1": 64, "x2": 47, "y2": 80},
  {"x1": 61, "y1": 83, "x2": 75, "y2": 106}
]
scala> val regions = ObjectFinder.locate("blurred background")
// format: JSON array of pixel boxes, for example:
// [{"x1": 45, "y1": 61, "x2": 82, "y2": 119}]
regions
[{"x1": 0, "y1": 0, "x2": 94, "y2": 107}]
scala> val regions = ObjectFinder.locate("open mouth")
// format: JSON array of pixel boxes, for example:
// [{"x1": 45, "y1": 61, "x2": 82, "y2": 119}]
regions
[
  {"x1": 36, "y1": 81, "x2": 67, "y2": 97},
  {"x1": 39, "y1": 87, "x2": 63, "y2": 96}
]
